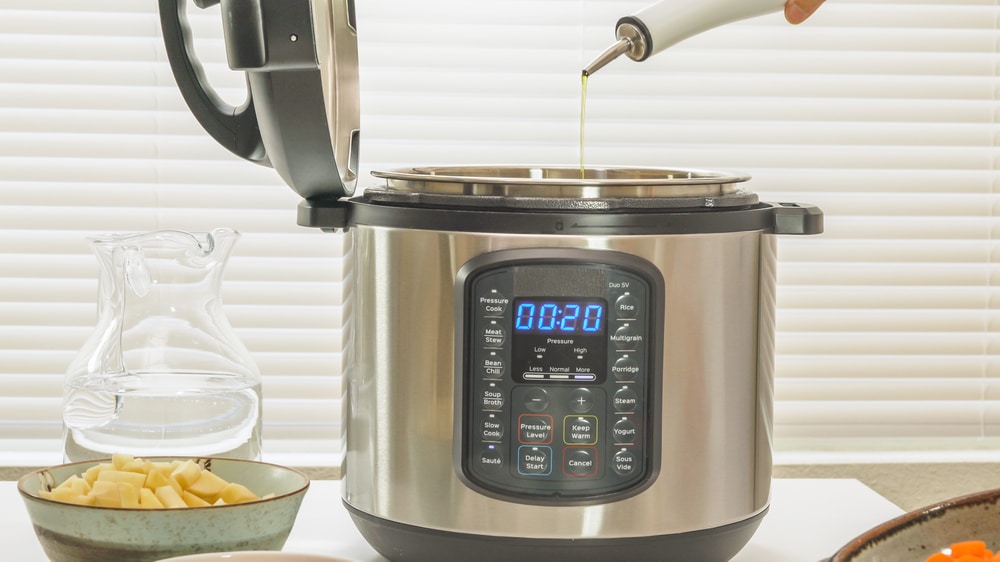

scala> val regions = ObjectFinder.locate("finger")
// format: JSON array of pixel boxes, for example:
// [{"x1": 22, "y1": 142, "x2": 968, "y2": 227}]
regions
[{"x1": 785, "y1": 0, "x2": 826, "y2": 24}]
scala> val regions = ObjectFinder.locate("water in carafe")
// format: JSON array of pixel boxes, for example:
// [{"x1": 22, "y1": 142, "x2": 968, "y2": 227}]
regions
[{"x1": 63, "y1": 228, "x2": 262, "y2": 461}]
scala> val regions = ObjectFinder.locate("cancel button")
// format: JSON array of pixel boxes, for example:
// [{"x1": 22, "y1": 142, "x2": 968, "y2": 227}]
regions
[{"x1": 563, "y1": 447, "x2": 597, "y2": 477}]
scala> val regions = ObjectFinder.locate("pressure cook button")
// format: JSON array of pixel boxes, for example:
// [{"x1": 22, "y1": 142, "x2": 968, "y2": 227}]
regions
[
  {"x1": 481, "y1": 387, "x2": 504, "y2": 410},
  {"x1": 518, "y1": 446, "x2": 552, "y2": 476},
  {"x1": 612, "y1": 448, "x2": 638, "y2": 476},
  {"x1": 563, "y1": 447, "x2": 598, "y2": 477},
  {"x1": 613, "y1": 387, "x2": 639, "y2": 412},
  {"x1": 523, "y1": 388, "x2": 550, "y2": 412},
  {"x1": 615, "y1": 294, "x2": 640, "y2": 320},
  {"x1": 612, "y1": 356, "x2": 639, "y2": 382},
  {"x1": 481, "y1": 414, "x2": 504, "y2": 441},
  {"x1": 612, "y1": 418, "x2": 638, "y2": 444},
  {"x1": 480, "y1": 291, "x2": 509, "y2": 317},
  {"x1": 568, "y1": 388, "x2": 595, "y2": 413},
  {"x1": 481, "y1": 355, "x2": 505, "y2": 379}
]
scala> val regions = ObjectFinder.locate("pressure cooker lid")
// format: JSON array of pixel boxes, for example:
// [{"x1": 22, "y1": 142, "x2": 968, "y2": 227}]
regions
[{"x1": 367, "y1": 166, "x2": 757, "y2": 210}]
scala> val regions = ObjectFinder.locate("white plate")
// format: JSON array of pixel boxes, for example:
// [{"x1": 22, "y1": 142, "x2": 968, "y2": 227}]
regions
[{"x1": 158, "y1": 552, "x2": 359, "y2": 562}]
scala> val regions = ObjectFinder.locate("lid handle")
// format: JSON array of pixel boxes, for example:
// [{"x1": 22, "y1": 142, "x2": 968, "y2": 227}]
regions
[{"x1": 158, "y1": 0, "x2": 268, "y2": 164}]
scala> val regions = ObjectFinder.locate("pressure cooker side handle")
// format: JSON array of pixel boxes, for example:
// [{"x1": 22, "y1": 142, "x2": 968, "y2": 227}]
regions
[
  {"x1": 158, "y1": 0, "x2": 269, "y2": 165},
  {"x1": 772, "y1": 203, "x2": 824, "y2": 235}
]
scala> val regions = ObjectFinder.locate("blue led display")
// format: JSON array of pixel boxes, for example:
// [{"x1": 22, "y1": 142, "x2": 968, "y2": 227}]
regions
[{"x1": 513, "y1": 299, "x2": 605, "y2": 334}]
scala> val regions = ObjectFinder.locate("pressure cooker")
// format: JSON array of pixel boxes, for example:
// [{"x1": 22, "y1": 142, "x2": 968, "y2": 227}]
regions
[{"x1": 158, "y1": 1, "x2": 823, "y2": 560}]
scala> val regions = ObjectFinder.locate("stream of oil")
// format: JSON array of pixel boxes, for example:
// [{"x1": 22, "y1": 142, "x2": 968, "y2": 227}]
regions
[{"x1": 579, "y1": 73, "x2": 588, "y2": 178}]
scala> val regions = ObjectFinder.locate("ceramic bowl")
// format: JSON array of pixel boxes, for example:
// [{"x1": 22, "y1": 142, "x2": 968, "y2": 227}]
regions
[
  {"x1": 18, "y1": 458, "x2": 310, "y2": 562},
  {"x1": 826, "y1": 487, "x2": 1000, "y2": 561},
  {"x1": 159, "y1": 552, "x2": 357, "y2": 561}
]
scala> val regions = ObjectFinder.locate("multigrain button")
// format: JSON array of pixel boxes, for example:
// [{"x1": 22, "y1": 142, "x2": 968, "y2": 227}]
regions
[{"x1": 612, "y1": 325, "x2": 641, "y2": 350}]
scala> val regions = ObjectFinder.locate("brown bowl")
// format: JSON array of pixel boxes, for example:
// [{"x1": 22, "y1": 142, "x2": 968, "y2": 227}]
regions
[{"x1": 827, "y1": 487, "x2": 1000, "y2": 561}]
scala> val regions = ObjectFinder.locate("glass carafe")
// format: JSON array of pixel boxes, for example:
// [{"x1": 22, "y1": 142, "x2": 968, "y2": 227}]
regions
[{"x1": 63, "y1": 228, "x2": 262, "y2": 462}]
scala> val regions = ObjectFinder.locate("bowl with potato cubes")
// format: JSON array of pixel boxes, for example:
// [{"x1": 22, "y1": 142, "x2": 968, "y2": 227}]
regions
[{"x1": 18, "y1": 454, "x2": 310, "y2": 562}]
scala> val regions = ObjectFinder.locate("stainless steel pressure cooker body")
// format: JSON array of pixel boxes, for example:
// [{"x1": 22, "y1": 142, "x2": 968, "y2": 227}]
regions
[
  {"x1": 300, "y1": 166, "x2": 823, "y2": 561},
  {"x1": 157, "y1": 1, "x2": 823, "y2": 559}
]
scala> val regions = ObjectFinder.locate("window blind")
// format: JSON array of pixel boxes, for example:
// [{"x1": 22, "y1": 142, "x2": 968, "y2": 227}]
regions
[{"x1": 1, "y1": 0, "x2": 997, "y2": 467}]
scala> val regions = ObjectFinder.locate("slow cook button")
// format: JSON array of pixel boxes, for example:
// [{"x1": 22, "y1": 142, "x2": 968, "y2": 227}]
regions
[
  {"x1": 612, "y1": 418, "x2": 638, "y2": 444},
  {"x1": 612, "y1": 448, "x2": 638, "y2": 476},
  {"x1": 481, "y1": 414, "x2": 504, "y2": 441},
  {"x1": 563, "y1": 447, "x2": 598, "y2": 477},
  {"x1": 517, "y1": 446, "x2": 552, "y2": 476}
]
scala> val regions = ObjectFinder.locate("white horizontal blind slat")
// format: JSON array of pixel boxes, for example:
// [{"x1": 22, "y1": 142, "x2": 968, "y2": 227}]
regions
[{"x1": 0, "y1": 0, "x2": 996, "y2": 466}]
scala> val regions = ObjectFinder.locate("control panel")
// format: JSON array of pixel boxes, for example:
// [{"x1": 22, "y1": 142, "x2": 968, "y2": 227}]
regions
[{"x1": 455, "y1": 249, "x2": 663, "y2": 503}]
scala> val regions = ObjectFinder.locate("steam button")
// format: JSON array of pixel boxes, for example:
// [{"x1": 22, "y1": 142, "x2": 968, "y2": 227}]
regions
[{"x1": 613, "y1": 387, "x2": 639, "y2": 412}]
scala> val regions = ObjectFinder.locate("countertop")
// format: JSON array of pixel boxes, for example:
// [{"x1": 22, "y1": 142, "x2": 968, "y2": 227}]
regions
[{"x1": 1, "y1": 478, "x2": 904, "y2": 561}]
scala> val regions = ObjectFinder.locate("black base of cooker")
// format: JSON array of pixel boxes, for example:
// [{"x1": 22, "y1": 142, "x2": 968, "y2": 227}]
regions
[{"x1": 345, "y1": 501, "x2": 767, "y2": 562}]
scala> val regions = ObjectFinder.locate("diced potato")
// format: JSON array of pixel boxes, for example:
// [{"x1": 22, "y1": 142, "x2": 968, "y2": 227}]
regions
[
  {"x1": 39, "y1": 454, "x2": 269, "y2": 509},
  {"x1": 154, "y1": 485, "x2": 186, "y2": 509},
  {"x1": 182, "y1": 490, "x2": 211, "y2": 507},
  {"x1": 96, "y1": 470, "x2": 147, "y2": 490},
  {"x1": 138, "y1": 488, "x2": 163, "y2": 509},
  {"x1": 219, "y1": 482, "x2": 258, "y2": 505},
  {"x1": 170, "y1": 460, "x2": 201, "y2": 489},
  {"x1": 185, "y1": 470, "x2": 229, "y2": 502}
]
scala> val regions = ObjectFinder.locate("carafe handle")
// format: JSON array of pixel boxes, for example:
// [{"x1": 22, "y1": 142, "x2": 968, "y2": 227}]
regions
[{"x1": 158, "y1": 0, "x2": 268, "y2": 164}]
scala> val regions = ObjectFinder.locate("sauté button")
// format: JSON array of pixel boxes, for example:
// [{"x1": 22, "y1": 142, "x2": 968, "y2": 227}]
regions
[{"x1": 479, "y1": 445, "x2": 503, "y2": 472}]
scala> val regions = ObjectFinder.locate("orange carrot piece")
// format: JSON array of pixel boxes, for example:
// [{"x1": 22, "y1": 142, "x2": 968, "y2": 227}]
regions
[
  {"x1": 955, "y1": 556, "x2": 982, "y2": 562},
  {"x1": 924, "y1": 553, "x2": 953, "y2": 562},
  {"x1": 953, "y1": 541, "x2": 988, "y2": 558}
]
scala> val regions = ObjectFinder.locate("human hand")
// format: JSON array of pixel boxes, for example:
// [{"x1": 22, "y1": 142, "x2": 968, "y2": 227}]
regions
[{"x1": 785, "y1": 0, "x2": 826, "y2": 24}]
